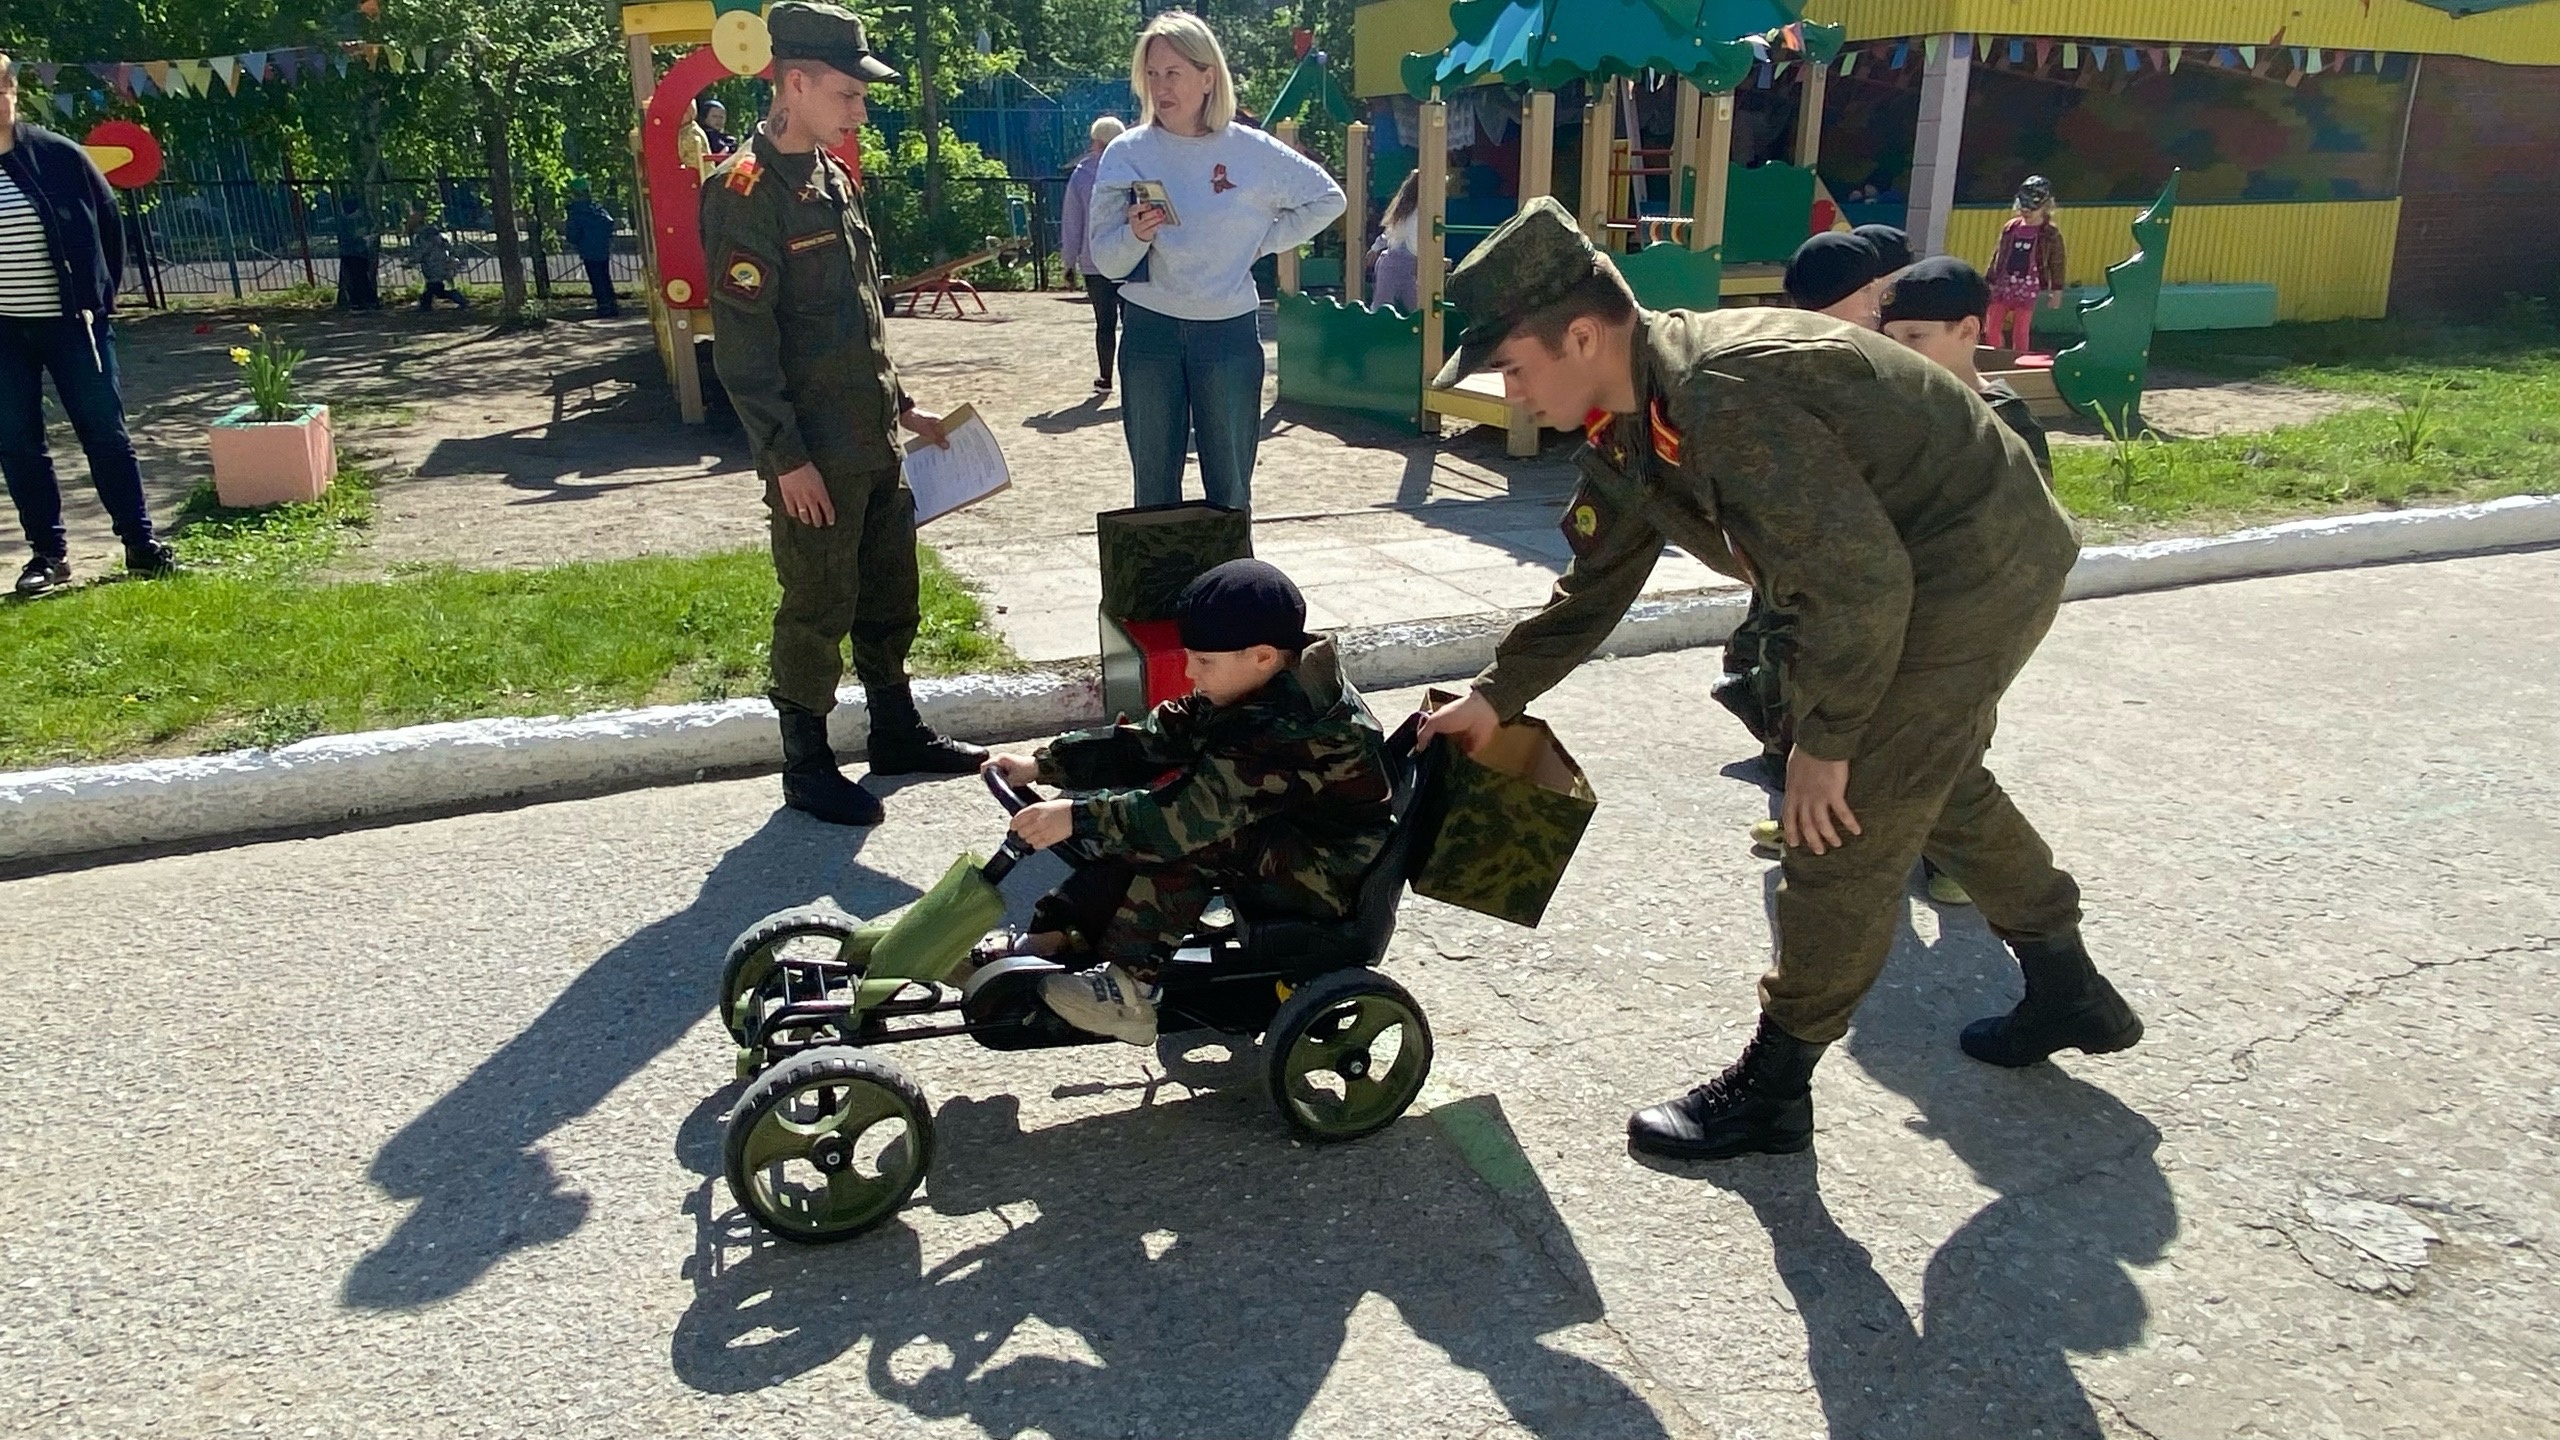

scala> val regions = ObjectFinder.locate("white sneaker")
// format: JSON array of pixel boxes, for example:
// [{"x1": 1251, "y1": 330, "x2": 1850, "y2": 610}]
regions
[{"x1": 1041, "y1": 963, "x2": 1162, "y2": 1045}]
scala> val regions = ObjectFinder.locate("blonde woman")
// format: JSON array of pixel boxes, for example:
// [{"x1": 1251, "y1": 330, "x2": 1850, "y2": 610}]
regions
[{"x1": 1088, "y1": 10, "x2": 1343, "y2": 511}]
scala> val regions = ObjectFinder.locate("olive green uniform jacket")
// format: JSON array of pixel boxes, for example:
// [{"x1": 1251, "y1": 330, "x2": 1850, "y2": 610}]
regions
[{"x1": 1474, "y1": 308, "x2": 2079, "y2": 761}]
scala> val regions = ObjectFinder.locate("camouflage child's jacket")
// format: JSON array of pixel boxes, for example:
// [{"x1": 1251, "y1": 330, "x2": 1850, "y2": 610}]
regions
[{"x1": 1034, "y1": 640, "x2": 1395, "y2": 915}]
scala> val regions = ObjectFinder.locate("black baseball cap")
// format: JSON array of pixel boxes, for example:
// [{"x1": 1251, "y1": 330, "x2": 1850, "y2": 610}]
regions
[
  {"x1": 1178, "y1": 559, "x2": 1319, "y2": 654},
  {"x1": 1879, "y1": 256, "x2": 1992, "y2": 324},
  {"x1": 1783, "y1": 231, "x2": 1881, "y2": 311}
]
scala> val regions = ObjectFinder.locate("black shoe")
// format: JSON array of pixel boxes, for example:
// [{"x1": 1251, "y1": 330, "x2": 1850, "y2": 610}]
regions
[
  {"x1": 1960, "y1": 933, "x2": 2144, "y2": 1067},
  {"x1": 15, "y1": 555, "x2": 71, "y2": 595},
  {"x1": 863, "y1": 682, "x2": 988, "y2": 776},
  {"x1": 777, "y1": 705, "x2": 884, "y2": 826},
  {"x1": 1627, "y1": 1015, "x2": 1827, "y2": 1161},
  {"x1": 124, "y1": 541, "x2": 179, "y2": 579}
]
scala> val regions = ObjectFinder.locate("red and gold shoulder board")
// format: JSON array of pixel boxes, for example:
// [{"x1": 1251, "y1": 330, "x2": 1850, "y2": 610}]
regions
[
  {"x1": 724, "y1": 157, "x2": 761, "y2": 196},
  {"x1": 1647, "y1": 396, "x2": 1683, "y2": 467}
]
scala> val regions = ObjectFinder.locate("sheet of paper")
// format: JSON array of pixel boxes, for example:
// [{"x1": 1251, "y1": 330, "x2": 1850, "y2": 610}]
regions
[{"x1": 902, "y1": 402, "x2": 1011, "y2": 525}]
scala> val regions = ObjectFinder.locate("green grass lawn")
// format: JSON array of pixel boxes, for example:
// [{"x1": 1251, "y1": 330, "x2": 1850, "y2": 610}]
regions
[
  {"x1": 2049, "y1": 306, "x2": 2560, "y2": 539},
  {"x1": 0, "y1": 471, "x2": 1012, "y2": 769}
]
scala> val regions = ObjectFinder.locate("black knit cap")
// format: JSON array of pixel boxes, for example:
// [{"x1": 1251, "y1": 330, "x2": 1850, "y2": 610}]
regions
[
  {"x1": 1783, "y1": 231, "x2": 1881, "y2": 311},
  {"x1": 1178, "y1": 559, "x2": 1319, "y2": 654},
  {"x1": 1853, "y1": 224, "x2": 1914, "y2": 274},
  {"x1": 1879, "y1": 256, "x2": 1992, "y2": 324}
]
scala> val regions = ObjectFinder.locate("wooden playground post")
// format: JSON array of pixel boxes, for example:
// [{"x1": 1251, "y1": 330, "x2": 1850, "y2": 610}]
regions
[
  {"x1": 1275, "y1": 118, "x2": 1303, "y2": 295},
  {"x1": 1577, "y1": 79, "x2": 1615, "y2": 244},
  {"x1": 1695, "y1": 91, "x2": 1734, "y2": 256},
  {"x1": 1343, "y1": 121, "x2": 1369, "y2": 305},
  {"x1": 1521, "y1": 91, "x2": 1556, "y2": 202},
  {"x1": 1793, "y1": 56, "x2": 1828, "y2": 169},
  {"x1": 1416, "y1": 96, "x2": 1450, "y2": 435}
]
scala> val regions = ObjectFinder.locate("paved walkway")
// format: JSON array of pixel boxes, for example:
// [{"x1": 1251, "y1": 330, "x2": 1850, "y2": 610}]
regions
[{"x1": 5, "y1": 552, "x2": 2554, "y2": 1439}]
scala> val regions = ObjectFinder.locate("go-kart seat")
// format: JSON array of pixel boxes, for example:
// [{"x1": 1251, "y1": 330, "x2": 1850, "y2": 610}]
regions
[{"x1": 1227, "y1": 720, "x2": 1430, "y2": 973}]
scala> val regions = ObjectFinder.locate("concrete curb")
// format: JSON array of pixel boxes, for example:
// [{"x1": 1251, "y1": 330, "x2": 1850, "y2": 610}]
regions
[{"x1": 8, "y1": 494, "x2": 2556, "y2": 868}]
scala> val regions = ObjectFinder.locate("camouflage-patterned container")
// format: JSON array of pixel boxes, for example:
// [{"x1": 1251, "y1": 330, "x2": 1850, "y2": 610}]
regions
[
  {"x1": 1407, "y1": 690, "x2": 1598, "y2": 928},
  {"x1": 1096, "y1": 501, "x2": 1253, "y2": 623}
]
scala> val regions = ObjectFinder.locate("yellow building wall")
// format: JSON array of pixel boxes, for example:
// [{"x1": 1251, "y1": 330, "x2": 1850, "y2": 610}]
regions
[
  {"x1": 1356, "y1": 0, "x2": 1462, "y2": 98},
  {"x1": 1801, "y1": 0, "x2": 2560, "y2": 66},
  {"x1": 1943, "y1": 199, "x2": 2402, "y2": 322}
]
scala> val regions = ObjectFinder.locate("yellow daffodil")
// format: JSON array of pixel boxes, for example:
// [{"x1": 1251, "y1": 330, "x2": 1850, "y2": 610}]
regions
[
  {"x1": 247, "y1": 324, "x2": 264, "y2": 338},
  {"x1": 229, "y1": 347, "x2": 252, "y2": 365}
]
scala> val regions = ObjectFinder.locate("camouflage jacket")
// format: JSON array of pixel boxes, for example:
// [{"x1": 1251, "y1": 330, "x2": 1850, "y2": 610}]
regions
[
  {"x1": 699, "y1": 130, "x2": 907, "y2": 477},
  {"x1": 1476, "y1": 308, "x2": 2079, "y2": 760},
  {"x1": 1035, "y1": 640, "x2": 1396, "y2": 912}
]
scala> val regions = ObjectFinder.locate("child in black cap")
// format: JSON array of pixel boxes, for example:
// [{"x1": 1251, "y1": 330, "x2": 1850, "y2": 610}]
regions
[
  {"x1": 981, "y1": 558, "x2": 1396, "y2": 1043},
  {"x1": 1781, "y1": 231, "x2": 1884, "y2": 327},
  {"x1": 1879, "y1": 256, "x2": 2052, "y2": 478}
]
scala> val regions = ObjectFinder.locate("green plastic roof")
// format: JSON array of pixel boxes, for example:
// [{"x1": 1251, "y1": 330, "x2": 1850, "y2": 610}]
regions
[
  {"x1": 1269, "y1": 50, "x2": 1359, "y2": 125},
  {"x1": 1399, "y1": 0, "x2": 1843, "y2": 100}
]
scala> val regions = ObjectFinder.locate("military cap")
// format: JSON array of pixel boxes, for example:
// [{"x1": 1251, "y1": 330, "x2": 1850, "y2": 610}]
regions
[
  {"x1": 1434, "y1": 196, "x2": 1607, "y2": 388},
  {"x1": 1783, "y1": 231, "x2": 1881, "y2": 311},
  {"x1": 1853, "y1": 223, "x2": 1913, "y2": 275},
  {"x1": 1179, "y1": 559, "x2": 1319, "y2": 654},
  {"x1": 768, "y1": 0, "x2": 900, "y2": 83},
  {"x1": 1879, "y1": 255, "x2": 1991, "y2": 324}
]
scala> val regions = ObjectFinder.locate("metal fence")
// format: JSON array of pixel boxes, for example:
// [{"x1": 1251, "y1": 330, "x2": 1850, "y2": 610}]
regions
[{"x1": 116, "y1": 174, "x2": 649, "y2": 305}]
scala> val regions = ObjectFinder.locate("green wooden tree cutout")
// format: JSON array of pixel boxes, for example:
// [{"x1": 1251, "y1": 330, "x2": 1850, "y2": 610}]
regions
[{"x1": 2053, "y1": 170, "x2": 2180, "y2": 434}]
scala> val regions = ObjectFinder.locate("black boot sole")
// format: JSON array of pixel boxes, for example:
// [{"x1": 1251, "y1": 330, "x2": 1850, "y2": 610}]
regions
[
  {"x1": 1626, "y1": 1127, "x2": 1814, "y2": 1162},
  {"x1": 1959, "y1": 1009, "x2": 2144, "y2": 1068}
]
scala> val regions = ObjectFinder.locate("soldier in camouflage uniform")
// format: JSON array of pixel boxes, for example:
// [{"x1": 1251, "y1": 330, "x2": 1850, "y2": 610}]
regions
[
  {"x1": 986, "y1": 559, "x2": 1395, "y2": 1044},
  {"x1": 701, "y1": 1, "x2": 985, "y2": 829},
  {"x1": 1417, "y1": 199, "x2": 2144, "y2": 1162}
]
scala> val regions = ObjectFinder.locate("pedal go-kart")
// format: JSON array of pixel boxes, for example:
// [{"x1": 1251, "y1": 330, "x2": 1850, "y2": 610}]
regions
[{"x1": 714, "y1": 725, "x2": 1435, "y2": 1243}]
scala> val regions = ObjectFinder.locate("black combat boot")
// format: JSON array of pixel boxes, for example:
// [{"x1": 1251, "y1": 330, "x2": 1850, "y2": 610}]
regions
[
  {"x1": 776, "y1": 704, "x2": 884, "y2": 826},
  {"x1": 1960, "y1": 932, "x2": 2144, "y2": 1067},
  {"x1": 863, "y1": 681, "x2": 987, "y2": 776},
  {"x1": 1627, "y1": 1015, "x2": 1827, "y2": 1161}
]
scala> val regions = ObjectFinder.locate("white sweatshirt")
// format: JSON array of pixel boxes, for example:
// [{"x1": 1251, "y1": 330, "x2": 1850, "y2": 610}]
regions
[{"x1": 1088, "y1": 122, "x2": 1346, "y2": 321}]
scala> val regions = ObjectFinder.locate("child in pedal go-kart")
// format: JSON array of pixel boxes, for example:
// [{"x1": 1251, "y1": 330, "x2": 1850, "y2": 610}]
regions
[{"x1": 981, "y1": 559, "x2": 1397, "y2": 1045}]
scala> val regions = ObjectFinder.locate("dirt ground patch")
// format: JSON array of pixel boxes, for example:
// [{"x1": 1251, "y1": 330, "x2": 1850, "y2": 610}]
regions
[
  {"x1": 2046, "y1": 364, "x2": 2375, "y2": 446},
  {"x1": 17, "y1": 295, "x2": 2370, "y2": 581}
]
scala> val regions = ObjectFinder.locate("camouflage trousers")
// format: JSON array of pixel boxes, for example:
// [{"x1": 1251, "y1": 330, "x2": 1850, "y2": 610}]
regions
[
  {"x1": 1031, "y1": 834, "x2": 1340, "y2": 982},
  {"x1": 1760, "y1": 627, "x2": 2085, "y2": 1044},
  {"x1": 766, "y1": 460, "x2": 921, "y2": 715},
  {"x1": 1715, "y1": 597, "x2": 1792, "y2": 757}
]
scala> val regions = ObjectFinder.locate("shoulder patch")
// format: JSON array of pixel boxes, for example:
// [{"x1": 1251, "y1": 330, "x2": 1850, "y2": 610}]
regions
[
  {"x1": 723, "y1": 158, "x2": 762, "y2": 195},
  {"x1": 1560, "y1": 480, "x2": 1613, "y2": 560},
  {"x1": 719, "y1": 251, "x2": 769, "y2": 300}
]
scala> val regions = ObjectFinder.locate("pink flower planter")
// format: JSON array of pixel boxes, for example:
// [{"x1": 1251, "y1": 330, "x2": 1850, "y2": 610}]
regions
[{"x1": 208, "y1": 403, "x2": 335, "y2": 508}]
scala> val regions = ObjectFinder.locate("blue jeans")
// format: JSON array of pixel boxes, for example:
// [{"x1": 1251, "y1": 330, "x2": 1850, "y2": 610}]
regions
[
  {"x1": 1117, "y1": 301, "x2": 1263, "y2": 512},
  {"x1": 0, "y1": 313, "x2": 156, "y2": 559}
]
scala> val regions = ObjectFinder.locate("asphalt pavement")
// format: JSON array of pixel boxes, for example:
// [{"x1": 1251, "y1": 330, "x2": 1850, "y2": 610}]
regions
[{"x1": 4, "y1": 551, "x2": 2555, "y2": 1440}]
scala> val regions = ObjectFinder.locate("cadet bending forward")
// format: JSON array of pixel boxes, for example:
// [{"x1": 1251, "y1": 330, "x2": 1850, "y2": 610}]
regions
[
  {"x1": 701, "y1": 1, "x2": 985, "y2": 827},
  {"x1": 1417, "y1": 199, "x2": 2144, "y2": 1162}
]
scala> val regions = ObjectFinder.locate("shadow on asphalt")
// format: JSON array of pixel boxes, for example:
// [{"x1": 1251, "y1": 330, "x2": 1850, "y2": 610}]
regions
[
  {"x1": 668, "y1": 1074, "x2": 1673, "y2": 1440},
  {"x1": 1686, "y1": 878, "x2": 2173, "y2": 1439},
  {"x1": 341, "y1": 811, "x2": 926, "y2": 1310}
]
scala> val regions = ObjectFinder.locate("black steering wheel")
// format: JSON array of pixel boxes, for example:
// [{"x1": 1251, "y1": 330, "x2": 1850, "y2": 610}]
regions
[{"x1": 981, "y1": 766, "x2": 1107, "y2": 872}]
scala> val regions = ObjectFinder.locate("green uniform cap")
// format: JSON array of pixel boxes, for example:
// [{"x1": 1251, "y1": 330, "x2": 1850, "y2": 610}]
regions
[
  {"x1": 768, "y1": 0, "x2": 900, "y2": 82},
  {"x1": 1434, "y1": 196, "x2": 1605, "y2": 388}
]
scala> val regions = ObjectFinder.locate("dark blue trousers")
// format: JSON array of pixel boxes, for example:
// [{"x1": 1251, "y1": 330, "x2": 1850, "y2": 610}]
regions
[{"x1": 0, "y1": 313, "x2": 156, "y2": 560}]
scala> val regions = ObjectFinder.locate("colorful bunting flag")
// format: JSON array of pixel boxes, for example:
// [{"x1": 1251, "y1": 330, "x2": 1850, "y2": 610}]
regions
[
  {"x1": 1923, "y1": 35, "x2": 1942, "y2": 64},
  {"x1": 2091, "y1": 45, "x2": 2111, "y2": 70},
  {"x1": 2007, "y1": 39, "x2": 2025, "y2": 65},
  {"x1": 2239, "y1": 46, "x2": 2257, "y2": 67},
  {"x1": 1840, "y1": 49, "x2": 1857, "y2": 75},
  {"x1": 33, "y1": 63, "x2": 58, "y2": 88},
  {"x1": 2035, "y1": 39, "x2": 2053, "y2": 67},
  {"x1": 2168, "y1": 45, "x2": 2183, "y2": 71},
  {"x1": 211, "y1": 54, "x2": 240, "y2": 92},
  {"x1": 1889, "y1": 40, "x2": 1908, "y2": 68},
  {"x1": 2062, "y1": 42, "x2": 2078, "y2": 69}
]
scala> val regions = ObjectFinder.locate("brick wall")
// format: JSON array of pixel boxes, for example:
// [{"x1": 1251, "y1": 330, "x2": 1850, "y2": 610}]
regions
[{"x1": 2391, "y1": 57, "x2": 2560, "y2": 316}]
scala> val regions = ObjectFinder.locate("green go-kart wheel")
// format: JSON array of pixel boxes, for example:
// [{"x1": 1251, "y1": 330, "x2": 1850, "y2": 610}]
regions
[
  {"x1": 724, "y1": 1046, "x2": 933, "y2": 1243},
  {"x1": 719, "y1": 904, "x2": 873, "y2": 1046},
  {"x1": 1262, "y1": 969, "x2": 1434, "y2": 1143}
]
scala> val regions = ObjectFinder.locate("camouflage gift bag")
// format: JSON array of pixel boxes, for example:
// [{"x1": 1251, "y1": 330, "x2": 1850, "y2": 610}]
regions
[
  {"x1": 1406, "y1": 690, "x2": 1598, "y2": 928},
  {"x1": 1096, "y1": 501, "x2": 1253, "y2": 622}
]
